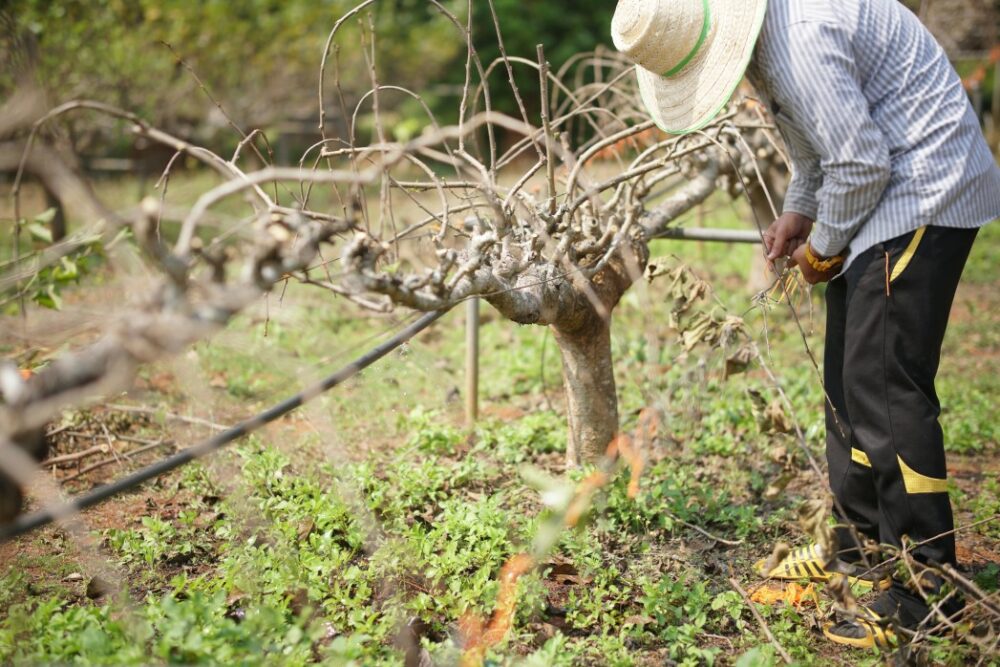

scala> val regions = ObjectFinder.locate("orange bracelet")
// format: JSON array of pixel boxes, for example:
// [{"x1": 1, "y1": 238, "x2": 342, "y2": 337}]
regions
[{"x1": 804, "y1": 242, "x2": 845, "y2": 272}]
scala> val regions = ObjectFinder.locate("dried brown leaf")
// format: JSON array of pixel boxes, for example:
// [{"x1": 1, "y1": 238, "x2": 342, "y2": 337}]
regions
[
  {"x1": 825, "y1": 573, "x2": 860, "y2": 615},
  {"x1": 760, "y1": 541, "x2": 791, "y2": 576},
  {"x1": 724, "y1": 345, "x2": 754, "y2": 379},
  {"x1": 797, "y1": 500, "x2": 838, "y2": 566},
  {"x1": 763, "y1": 472, "x2": 796, "y2": 501}
]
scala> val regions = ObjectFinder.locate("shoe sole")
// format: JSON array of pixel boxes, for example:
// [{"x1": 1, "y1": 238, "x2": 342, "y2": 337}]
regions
[
  {"x1": 753, "y1": 556, "x2": 892, "y2": 591},
  {"x1": 822, "y1": 620, "x2": 896, "y2": 649}
]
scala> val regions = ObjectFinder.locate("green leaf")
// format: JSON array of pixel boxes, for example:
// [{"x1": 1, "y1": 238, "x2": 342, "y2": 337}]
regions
[
  {"x1": 34, "y1": 208, "x2": 57, "y2": 225},
  {"x1": 53, "y1": 257, "x2": 79, "y2": 282},
  {"x1": 33, "y1": 284, "x2": 63, "y2": 310},
  {"x1": 974, "y1": 563, "x2": 1000, "y2": 592},
  {"x1": 26, "y1": 222, "x2": 53, "y2": 244},
  {"x1": 735, "y1": 647, "x2": 770, "y2": 667}
]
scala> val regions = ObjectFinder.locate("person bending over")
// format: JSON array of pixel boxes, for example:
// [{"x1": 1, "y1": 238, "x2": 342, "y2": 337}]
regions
[{"x1": 611, "y1": 0, "x2": 999, "y2": 649}]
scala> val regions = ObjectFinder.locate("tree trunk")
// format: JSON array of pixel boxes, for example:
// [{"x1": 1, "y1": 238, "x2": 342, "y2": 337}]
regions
[
  {"x1": 546, "y1": 247, "x2": 644, "y2": 468},
  {"x1": 552, "y1": 313, "x2": 618, "y2": 467},
  {"x1": 0, "y1": 139, "x2": 116, "y2": 230},
  {"x1": 42, "y1": 184, "x2": 67, "y2": 242}
]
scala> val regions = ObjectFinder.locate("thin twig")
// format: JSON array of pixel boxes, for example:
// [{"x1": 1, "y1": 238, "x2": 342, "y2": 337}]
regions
[
  {"x1": 45, "y1": 445, "x2": 108, "y2": 467},
  {"x1": 669, "y1": 511, "x2": 744, "y2": 547},
  {"x1": 537, "y1": 44, "x2": 557, "y2": 217},
  {"x1": 729, "y1": 576, "x2": 794, "y2": 664},
  {"x1": 103, "y1": 405, "x2": 229, "y2": 432},
  {"x1": 61, "y1": 440, "x2": 175, "y2": 484}
]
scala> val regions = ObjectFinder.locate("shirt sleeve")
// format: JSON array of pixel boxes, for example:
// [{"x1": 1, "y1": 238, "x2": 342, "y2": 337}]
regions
[
  {"x1": 771, "y1": 20, "x2": 892, "y2": 257},
  {"x1": 781, "y1": 143, "x2": 822, "y2": 221}
]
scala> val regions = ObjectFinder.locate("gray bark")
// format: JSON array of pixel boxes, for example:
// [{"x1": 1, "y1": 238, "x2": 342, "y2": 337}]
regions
[
  {"x1": 464, "y1": 166, "x2": 726, "y2": 465},
  {"x1": 552, "y1": 314, "x2": 618, "y2": 466},
  {"x1": 473, "y1": 242, "x2": 646, "y2": 465},
  {"x1": 541, "y1": 246, "x2": 645, "y2": 466}
]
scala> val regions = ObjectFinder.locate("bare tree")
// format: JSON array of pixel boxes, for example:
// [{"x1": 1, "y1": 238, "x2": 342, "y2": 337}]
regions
[{"x1": 1, "y1": 2, "x2": 778, "y2": 490}]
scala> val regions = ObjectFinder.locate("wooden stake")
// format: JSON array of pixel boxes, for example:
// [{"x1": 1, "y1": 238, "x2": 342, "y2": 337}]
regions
[{"x1": 465, "y1": 298, "x2": 480, "y2": 426}]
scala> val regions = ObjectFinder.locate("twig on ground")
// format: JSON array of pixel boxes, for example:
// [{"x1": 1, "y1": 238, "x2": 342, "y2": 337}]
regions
[
  {"x1": 668, "y1": 511, "x2": 743, "y2": 546},
  {"x1": 729, "y1": 576, "x2": 794, "y2": 665},
  {"x1": 103, "y1": 404, "x2": 229, "y2": 432},
  {"x1": 44, "y1": 424, "x2": 73, "y2": 439},
  {"x1": 45, "y1": 445, "x2": 108, "y2": 467},
  {"x1": 61, "y1": 440, "x2": 175, "y2": 484}
]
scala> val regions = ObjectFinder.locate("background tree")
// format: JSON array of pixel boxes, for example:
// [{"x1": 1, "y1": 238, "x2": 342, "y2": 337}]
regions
[
  {"x1": 2, "y1": 0, "x2": 465, "y2": 153},
  {"x1": 456, "y1": 0, "x2": 616, "y2": 118}
]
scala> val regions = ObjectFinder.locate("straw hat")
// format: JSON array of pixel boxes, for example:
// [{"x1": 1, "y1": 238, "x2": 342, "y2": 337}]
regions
[{"x1": 611, "y1": 0, "x2": 768, "y2": 134}]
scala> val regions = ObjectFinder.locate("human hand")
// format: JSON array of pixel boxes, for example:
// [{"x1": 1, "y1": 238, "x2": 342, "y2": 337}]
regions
[
  {"x1": 763, "y1": 212, "x2": 814, "y2": 263},
  {"x1": 792, "y1": 243, "x2": 838, "y2": 284}
]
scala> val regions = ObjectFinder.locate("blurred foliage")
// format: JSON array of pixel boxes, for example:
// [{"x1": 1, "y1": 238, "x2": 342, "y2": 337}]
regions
[
  {"x1": 1, "y1": 0, "x2": 616, "y2": 156},
  {"x1": 2, "y1": 0, "x2": 466, "y2": 152},
  {"x1": 3, "y1": 1, "x2": 989, "y2": 159},
  {"x1": 462, "y1": 0, "x2": 616, "y2": 117},
  {"x1": 0, "y1": 210, "x2": 115, "y2": 314}
]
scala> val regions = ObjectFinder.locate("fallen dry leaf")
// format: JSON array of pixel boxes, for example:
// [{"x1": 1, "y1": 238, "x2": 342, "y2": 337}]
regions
[{"x1": 750, "y1": 581, "x2": 819, "y2": 608}]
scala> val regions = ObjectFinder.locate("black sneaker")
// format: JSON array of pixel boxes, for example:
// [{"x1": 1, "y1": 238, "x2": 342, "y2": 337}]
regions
[
  {"x1": 823, "y1": 583, "x2": 963, "y2": 650},
  {"x1": 822, "y1": 592, "x2": 903, "y2": 650}
]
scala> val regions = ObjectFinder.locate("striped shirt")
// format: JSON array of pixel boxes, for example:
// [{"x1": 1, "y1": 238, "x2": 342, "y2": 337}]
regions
[{"x1": 745, "y1": 0, "x2": 1000, "y2": 267}]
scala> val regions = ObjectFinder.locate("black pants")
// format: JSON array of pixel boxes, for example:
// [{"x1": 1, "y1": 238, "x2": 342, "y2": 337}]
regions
[{"x1": 825, "y1": 225, "x2": 977, "y2": 569}]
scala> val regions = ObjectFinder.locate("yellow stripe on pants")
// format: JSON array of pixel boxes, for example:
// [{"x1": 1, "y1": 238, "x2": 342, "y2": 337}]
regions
[
  {"x1": 851, "y1": 448, "x2": 871, "y2": 467},
  {"x1": 898, "y1": 455, "x2": 948, "y2": 494},
  {"x1": 889, "y1": 226, "x2": 927, "y2": 282}
]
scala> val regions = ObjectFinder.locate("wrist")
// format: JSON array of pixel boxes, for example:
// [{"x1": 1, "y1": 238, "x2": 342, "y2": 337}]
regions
[{"x1": 804, "y1": 240, "x2": 844, "y2": 272}]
